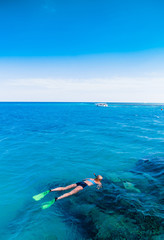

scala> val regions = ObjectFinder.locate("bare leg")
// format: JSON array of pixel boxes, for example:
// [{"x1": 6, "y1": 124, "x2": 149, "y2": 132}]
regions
[
  {"x1": 57, "y1": 186, "x2": 83, "y2": 200},
  {"x1": 51, "y1": 184, "x2": 77, "y2": 192}
]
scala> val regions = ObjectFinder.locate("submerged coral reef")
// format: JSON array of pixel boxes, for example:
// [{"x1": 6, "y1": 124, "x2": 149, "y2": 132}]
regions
[{"x1": 56, "y1": 157, "x2": 164, "y2": 239}]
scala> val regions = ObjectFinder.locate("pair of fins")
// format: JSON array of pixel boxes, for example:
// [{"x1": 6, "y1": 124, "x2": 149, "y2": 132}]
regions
[{"x1": 33, "y1": 190, "x2": 56, "y2": 209}]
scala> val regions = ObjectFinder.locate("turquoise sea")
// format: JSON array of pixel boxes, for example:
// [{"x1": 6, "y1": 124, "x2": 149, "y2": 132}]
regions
[{"x1": 0, "y1": 102, "x2": 164, "y2": 240}]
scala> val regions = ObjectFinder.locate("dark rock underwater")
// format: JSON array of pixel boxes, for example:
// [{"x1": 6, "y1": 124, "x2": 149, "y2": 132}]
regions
[{"x1": 54, "y1": 157, "x2": 164, "y2": 240}]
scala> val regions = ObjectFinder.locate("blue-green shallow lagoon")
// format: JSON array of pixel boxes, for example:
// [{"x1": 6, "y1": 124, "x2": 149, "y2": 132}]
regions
[{"x1": 0, "y1": 102, "x2": 163, "y2": 240}]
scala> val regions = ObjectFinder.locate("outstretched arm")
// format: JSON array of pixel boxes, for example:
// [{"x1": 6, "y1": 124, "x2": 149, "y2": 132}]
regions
[{"x1": 97, "y1": 183, "x2": 102, "y2": 189}]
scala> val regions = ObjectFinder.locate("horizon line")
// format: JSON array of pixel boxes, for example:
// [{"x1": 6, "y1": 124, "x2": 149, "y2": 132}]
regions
[{"x1": 0, "y1": 101, "x2": 163, "y2": 105}]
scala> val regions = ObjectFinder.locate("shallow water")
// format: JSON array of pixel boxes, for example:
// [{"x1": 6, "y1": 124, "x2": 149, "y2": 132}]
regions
[{"x1": 0, "y1": 102, "x2": 163, "y2": 239}]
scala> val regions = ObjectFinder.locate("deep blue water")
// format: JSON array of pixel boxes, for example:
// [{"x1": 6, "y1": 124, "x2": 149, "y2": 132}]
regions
[{"x1": 0, "y1": 102, "x2": 163, "y2": 240}]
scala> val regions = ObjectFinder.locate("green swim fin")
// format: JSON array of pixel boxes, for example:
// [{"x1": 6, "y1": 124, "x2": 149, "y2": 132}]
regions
[
  {"x1": 33, "y1": 190, "x2": 50, "y2": 201},
  {"x1": 41, "y1": 199, "x2": 55, "y2": 209}
]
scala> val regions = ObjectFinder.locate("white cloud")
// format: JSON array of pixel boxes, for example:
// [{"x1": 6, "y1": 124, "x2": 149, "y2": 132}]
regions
[
  {"x1": 0, "y1": 51, "x2": 164, "y2": 102},
  {"x1": 0, "y1": 76, "x2": 163, "y2": 102}
]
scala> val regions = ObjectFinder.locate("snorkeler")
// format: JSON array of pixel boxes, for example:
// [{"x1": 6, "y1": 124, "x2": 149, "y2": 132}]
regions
[
  {"x1": 50, "y1": 174, "x2": 103, "y2": 201},
  {"x1": 33, "y1": 174, "x2": 103, "y2": 209}
]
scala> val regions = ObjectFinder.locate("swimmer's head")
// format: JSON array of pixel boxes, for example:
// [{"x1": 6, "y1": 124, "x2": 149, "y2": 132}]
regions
[{"x1": 96, "y1": 175, "x2": 103, "y2": 181}]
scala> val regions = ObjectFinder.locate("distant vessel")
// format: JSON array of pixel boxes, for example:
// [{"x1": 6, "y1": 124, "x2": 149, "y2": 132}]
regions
[{"x1": 95, "y1": 103, "x2": 108, "y2": 107}]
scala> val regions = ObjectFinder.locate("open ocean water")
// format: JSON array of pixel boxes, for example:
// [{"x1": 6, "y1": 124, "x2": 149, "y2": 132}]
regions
[{"x1": 0, "y1": 102, "x2": 164, "y2": 240}]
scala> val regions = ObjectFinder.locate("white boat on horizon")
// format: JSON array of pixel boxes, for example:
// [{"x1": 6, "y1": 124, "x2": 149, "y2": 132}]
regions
[{"x1": 95, "y1": 103, "x2": 108, "y2": 107}]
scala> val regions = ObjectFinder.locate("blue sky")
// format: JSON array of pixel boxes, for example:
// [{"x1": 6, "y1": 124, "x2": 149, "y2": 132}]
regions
[
  {"x1": 0, "y1": 0, "x2": 164, "y2": 102},
  {"x1": 1, "y1": 0, "x2": 164, "y2": 56}
]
